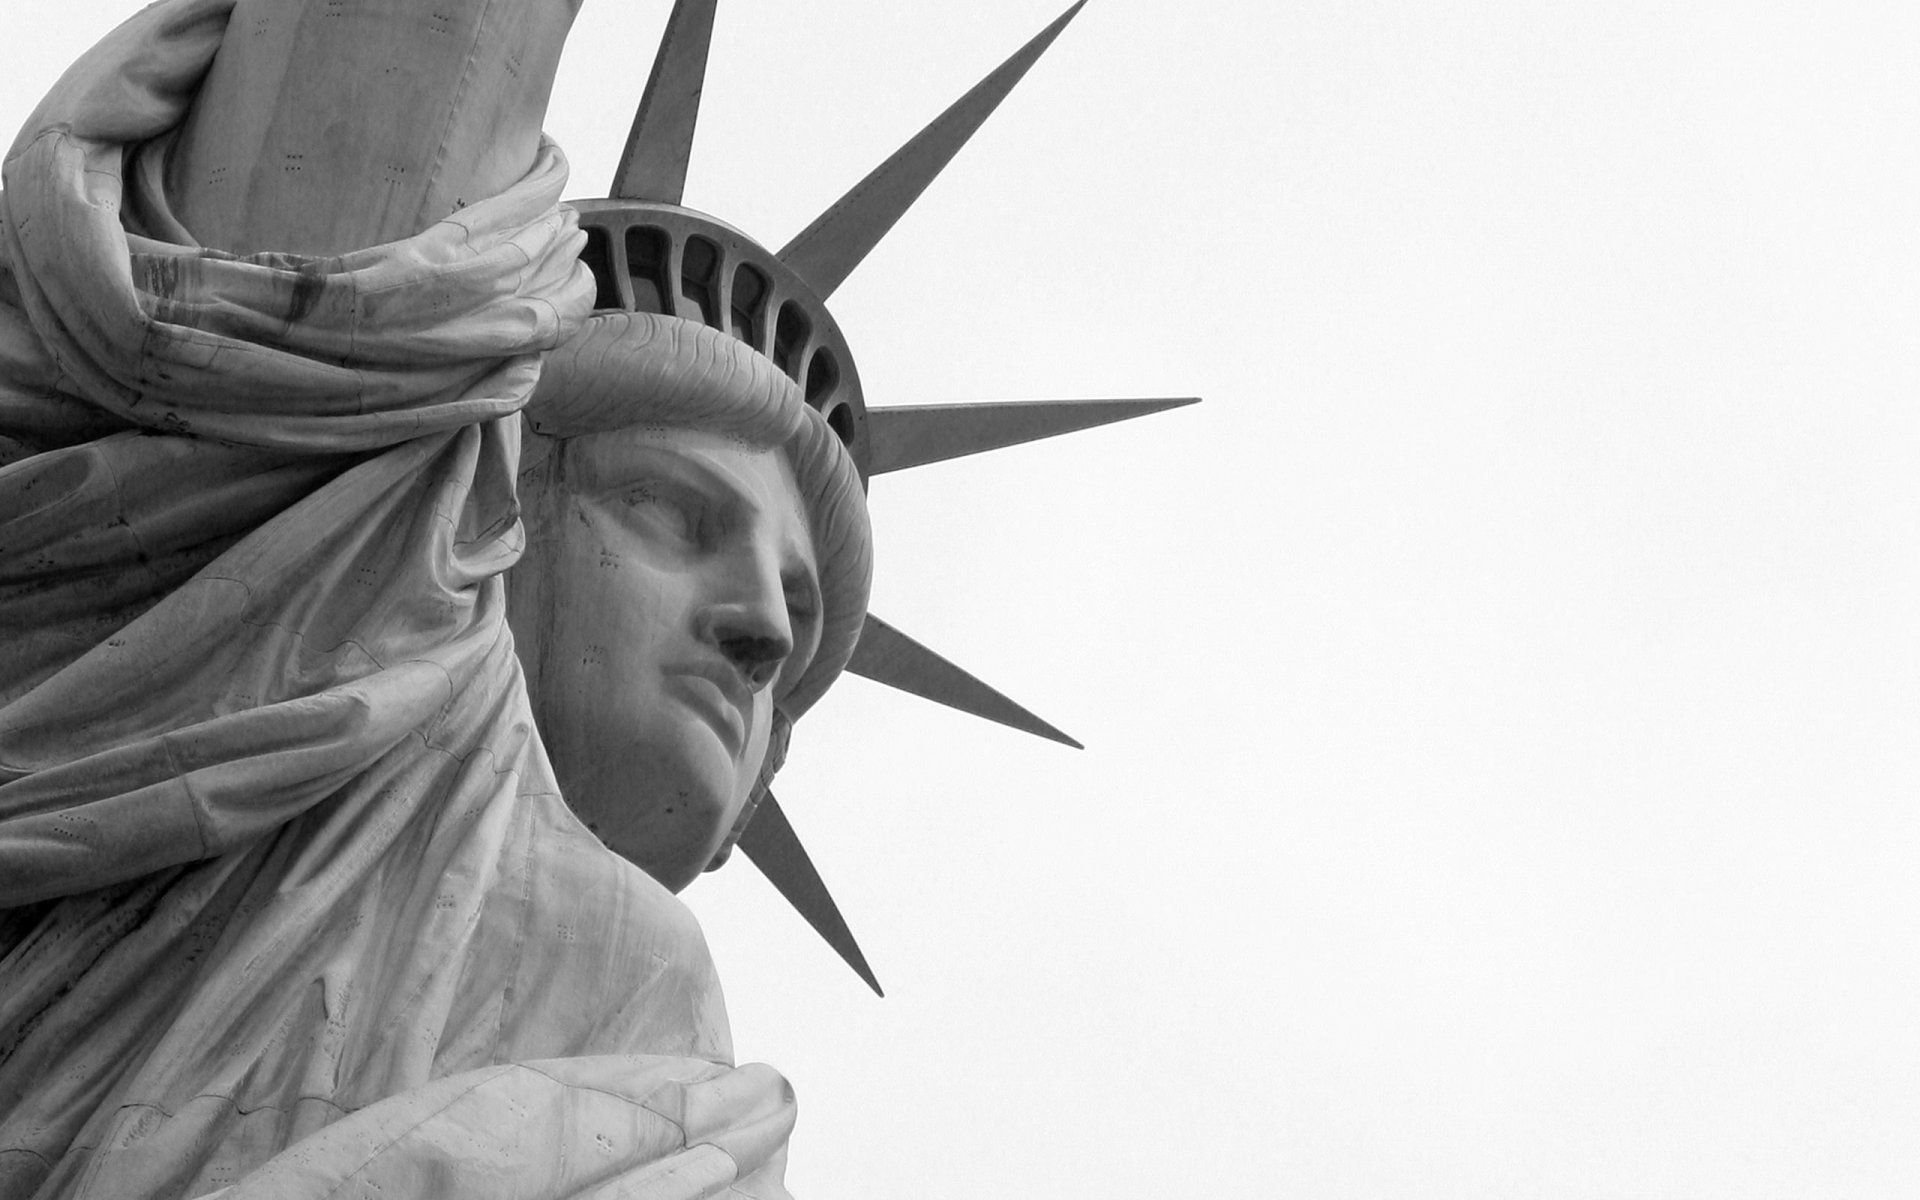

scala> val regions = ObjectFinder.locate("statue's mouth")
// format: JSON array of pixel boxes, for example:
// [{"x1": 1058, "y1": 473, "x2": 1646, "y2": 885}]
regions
[{"x1": 668, "y1": 665, "x2": 751, "y2": 754}]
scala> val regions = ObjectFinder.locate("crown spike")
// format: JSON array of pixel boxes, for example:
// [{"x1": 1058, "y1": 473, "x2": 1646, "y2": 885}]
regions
[
  {"x1": 777, "y1": 1, "x2": 1088, "y2": 298},
  {"x1": 848, "y1": 615, "x2": 1082, "y2": 748},
  {"x1": 737, "y1": 792, "x2": 883, "y2": 997},
  {"x1": 867, "y1": 397, "x2": 1199, "y2": 475},
  {"x1": 612, "y1": 0, "x2": 720, "y2": 202}
]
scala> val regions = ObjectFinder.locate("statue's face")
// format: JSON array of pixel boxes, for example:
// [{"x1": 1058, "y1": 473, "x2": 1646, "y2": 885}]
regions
[{"x1": 512, "y1": 427, "x2": 822, "y2": 892}]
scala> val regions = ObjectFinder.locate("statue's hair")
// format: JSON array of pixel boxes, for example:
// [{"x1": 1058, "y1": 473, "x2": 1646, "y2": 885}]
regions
[{"x1": 524, "y1": 311, "x2": 872, "y2": 720}]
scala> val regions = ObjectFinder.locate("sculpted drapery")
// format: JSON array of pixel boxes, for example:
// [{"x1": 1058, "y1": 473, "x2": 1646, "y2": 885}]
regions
[{"x1": 0, "y1": 3, "x2": 797, "y2": 1197}]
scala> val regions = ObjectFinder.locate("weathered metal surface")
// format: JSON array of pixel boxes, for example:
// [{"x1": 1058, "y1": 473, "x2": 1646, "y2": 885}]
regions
[
  {"x1": 777, "y1": 1, "x2": 1088, "y2": 300},
  {"x1": 848, "y1": 614, "x2": 1082, "y2": 748},
  {"x1": 737, "y1": 792, "x2": 884, "y2": 997},
  {"x1": 613, "y1": 0, "x2": 719, "y2": 204},
  {"x1": 867, "y1": 396, "x2": 1201, "y2": 475}
]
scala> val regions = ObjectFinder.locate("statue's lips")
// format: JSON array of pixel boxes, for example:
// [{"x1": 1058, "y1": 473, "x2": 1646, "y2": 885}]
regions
[{"x1": 667, "y1": 666, "x2": 749, "y2": 754}]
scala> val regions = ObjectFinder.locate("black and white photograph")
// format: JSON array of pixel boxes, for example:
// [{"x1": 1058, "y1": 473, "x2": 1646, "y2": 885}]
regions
[{"x1": 1, "y1": 2, "x2": 1914, "y2": 1196}]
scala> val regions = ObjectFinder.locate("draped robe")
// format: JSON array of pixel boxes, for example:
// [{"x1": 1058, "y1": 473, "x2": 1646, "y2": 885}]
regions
[{"x1": 0, "y1": 3, "x2": 796, "y2": 1196}]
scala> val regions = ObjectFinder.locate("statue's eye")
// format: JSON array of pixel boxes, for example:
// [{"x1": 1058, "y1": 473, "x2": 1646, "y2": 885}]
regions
[
  {"x1": 618, "y1": 479, "x2": 705, "y2": 545},
  {"x1": 781, "y1": 573, "x2": 822, "y2": 675},
  {"x1": 784, "y1": 585, "x2": 816, "y2": 628}
]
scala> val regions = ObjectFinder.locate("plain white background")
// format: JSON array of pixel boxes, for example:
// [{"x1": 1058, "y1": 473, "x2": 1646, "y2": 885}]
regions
[{"x1": 7, "y1": 1, "x2": 1920, "y2": 1196}]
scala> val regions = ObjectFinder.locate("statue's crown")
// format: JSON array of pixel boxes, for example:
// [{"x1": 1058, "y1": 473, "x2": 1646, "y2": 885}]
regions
[{"x1": 570, "y1": 199, "x2": 873, "y2": 477}]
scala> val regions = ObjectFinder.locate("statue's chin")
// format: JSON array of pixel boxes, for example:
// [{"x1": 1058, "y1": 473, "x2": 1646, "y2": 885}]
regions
[
  {"x1": 555, "y1": 750, "x2": 744, "y2": 895},
  {"x1": 612, "y1": 826, "x2": 731, "y2": 895}
]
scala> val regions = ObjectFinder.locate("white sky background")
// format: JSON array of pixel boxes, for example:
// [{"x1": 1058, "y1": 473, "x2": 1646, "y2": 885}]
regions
[{"x1": 7, "y1": 1, "x2": 1920, "y2": 1195}]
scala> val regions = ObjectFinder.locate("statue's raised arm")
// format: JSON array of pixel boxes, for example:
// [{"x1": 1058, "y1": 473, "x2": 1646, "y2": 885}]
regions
[{"x1": 166, "y1": 0, "x2": 581, "y2": 255}]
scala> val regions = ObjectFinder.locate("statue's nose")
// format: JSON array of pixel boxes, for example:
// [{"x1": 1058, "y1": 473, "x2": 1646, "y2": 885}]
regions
[
  {"x1": 699, "y1": 547, "x2": 794, "y2": 691},
  {"x1": 716, "y1": 627, "x2": 790, "y2": 691}
]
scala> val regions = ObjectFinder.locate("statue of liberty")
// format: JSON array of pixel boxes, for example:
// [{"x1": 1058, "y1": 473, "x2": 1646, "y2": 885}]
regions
[{"x1": 0, "y1": 1, "x2": 1190, "y2": 1195}]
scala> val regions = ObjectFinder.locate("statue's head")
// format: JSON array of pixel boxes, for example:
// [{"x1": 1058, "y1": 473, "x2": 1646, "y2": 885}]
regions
[
  {"x1": 508, "y1": 311, "x2": 871, "y2": 893},
  {"x1": 501, "y1": 1, "x2": 1184, "y2": 990}
]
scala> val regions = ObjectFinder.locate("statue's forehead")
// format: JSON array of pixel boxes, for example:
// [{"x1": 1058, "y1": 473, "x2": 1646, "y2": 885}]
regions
[{"x1": 560, "y1": 426, "x2": 811, "y2": 541}]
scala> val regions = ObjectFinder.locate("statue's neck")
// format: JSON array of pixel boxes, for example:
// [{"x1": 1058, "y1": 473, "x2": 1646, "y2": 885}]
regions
[{"x1": 165, "y1": 0, "x2": 581, "y2": 256}]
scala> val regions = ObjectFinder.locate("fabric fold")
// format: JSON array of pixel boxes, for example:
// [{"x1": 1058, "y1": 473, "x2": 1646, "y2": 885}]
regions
[{"x1": 1, "y1": 0, "x2": 593, "y2": 454}]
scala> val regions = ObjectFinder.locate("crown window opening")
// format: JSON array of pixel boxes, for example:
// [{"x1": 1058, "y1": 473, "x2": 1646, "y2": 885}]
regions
[
  {"x1": 773, "y1": 301, "x2": 812, "y2": 380},
  {"x1": 824, "y1": 401, "x2": 856, "y2": 445},
  {"x1": 625, "y1": 225, "x2": 673, "y2": 315},
  {"x1": 730, "y1": 264, "x2": 769, "y2": 352},
  {"x1": 805, "y1": 348, "x2": 840, "y2": 408},
  {"x1": 680, "y1": 235, "x2": 723, "y2": 329},
  {"x1": 580, "y1": 225, "x2": 624, "y2": 311}
]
